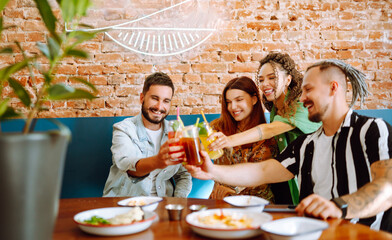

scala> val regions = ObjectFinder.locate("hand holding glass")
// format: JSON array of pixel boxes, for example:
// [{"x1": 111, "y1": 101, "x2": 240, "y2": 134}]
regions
[{"x1": 198, "y1": 122, "x2": 224, "y2": 159}]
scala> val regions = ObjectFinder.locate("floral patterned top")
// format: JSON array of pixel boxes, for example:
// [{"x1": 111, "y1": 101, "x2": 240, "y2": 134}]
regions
[{"x1": 209, "y1": 124, "x2": 278, "y2": 202}]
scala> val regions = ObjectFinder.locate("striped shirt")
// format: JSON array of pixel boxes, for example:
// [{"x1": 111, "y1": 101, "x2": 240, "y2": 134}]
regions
[{"x1": 276, "y1": 109, "x2": 392, "y2": 230}]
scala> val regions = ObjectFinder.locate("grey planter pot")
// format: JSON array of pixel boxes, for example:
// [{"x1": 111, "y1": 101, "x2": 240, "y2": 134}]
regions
[{"x1": 0, "y1": 131, "x2": 69, "y2": 240}]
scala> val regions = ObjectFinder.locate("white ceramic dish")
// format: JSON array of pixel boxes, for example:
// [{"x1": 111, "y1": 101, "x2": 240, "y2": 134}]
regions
[
  {"x1": 73, "y1": 207, "x2": 157, "y2": 236},
  {"x1": 223, "y1": 195, "x2": 269, "y2": 212},
  {"x1": 117, "y1": 196, "x2": 163, "y2": 211},
  {"x1": 260, "y1": 217, "x2": 329, "y2": 240},
  {"x1": 186, "y1": 208, "x2": 272, "y2": 239}
]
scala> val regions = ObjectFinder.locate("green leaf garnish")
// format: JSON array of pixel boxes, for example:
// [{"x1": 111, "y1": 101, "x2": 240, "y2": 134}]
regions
[
  {"x1": 83, "y1": 216, "x2": 110, "y2": 225},
  {"x1": 172, "y1": 120, "x2": 180, "y2": 131},
  {"x1": 198, "y1": 122, "x2": 208, "y2": 136}
]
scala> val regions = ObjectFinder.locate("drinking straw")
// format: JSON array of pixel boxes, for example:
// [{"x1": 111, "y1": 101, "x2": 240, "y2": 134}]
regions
[
  {"x1": 177, "y1": 106, "x2": 184, "y2": 128},
  {"x1": 201, "y1": 110, "x2": 208, "y2": 124},
  {"x1": 178, "y1": 115, "x2": 184, "y2": 128},
  {"x1": 195, "y1": 117, "x2": 200, "y2": 127}
]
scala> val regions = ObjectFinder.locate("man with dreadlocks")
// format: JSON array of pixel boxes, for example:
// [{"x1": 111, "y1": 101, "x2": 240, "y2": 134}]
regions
[{"x1": 186, "y1": 59, "x2": 392, "y2": 232}]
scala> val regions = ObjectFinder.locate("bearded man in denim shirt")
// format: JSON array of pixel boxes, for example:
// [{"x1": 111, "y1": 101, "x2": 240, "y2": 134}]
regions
[{"x1": 103, "y1": 72, "x2": 192, "y2": 197}]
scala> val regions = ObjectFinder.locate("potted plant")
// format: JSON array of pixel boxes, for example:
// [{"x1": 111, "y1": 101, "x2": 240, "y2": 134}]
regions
[{"x1": 0, "y1": 1, "x2": 100, "y2": 239}]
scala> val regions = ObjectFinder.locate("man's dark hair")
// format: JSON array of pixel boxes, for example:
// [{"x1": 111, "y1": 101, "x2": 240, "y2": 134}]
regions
[{"x1": 142, "y1": 72, "x2": 175, "y2": 95}]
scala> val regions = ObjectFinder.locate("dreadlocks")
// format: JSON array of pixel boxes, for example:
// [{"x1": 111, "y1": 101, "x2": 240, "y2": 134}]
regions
[
  {"x1": 257, "y1": 52, "x2": 303, "y2": 119},
  {"x1": 306, "y1": 59, "x2": 370, "y2": 107}
]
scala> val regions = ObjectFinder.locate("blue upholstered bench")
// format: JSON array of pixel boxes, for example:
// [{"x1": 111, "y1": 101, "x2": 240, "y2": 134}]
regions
[
  {"x1": 1, "y1": 114, "x2": 219, "y2": 199},
  {"x1": 1, "y1": 110, "x2": 391, "y2": 199}
]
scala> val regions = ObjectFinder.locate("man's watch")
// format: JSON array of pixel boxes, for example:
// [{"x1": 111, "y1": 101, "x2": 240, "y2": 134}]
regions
[{"x1": 331, "y1": 197, "x2": 348, "y2": 219}]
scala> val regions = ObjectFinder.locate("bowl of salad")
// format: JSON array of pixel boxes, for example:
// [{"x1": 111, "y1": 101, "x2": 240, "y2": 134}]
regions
[{"x1": 73, "y1": 207, "x2": 157, "y2": 236}]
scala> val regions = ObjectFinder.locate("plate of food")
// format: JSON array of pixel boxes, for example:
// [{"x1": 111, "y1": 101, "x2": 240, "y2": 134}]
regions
[
  {"x1": 186, "y1": 208, "x2": 272, "y2": 239},
  {"x1": 73, "y1": 207, "x2": 157, "y2": 236},
  {"x1": 117, "y1": 196, "x2": 163, "y2": 211},
  {"x1": 223, "y1": 195, "x2": 269, "y2": 212}
]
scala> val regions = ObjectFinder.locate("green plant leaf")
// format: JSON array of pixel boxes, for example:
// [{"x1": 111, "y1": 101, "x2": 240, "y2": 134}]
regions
[
  {"x1": 48, "y1": 83, "x2": 96, "y2": 100},
  {"x1": 37, "y1": 42, "x2": 50, "y2": 59},
  {"x1": 59, "y1": 0, "x2": 74, "y2": 24},
  {"x1": 75, "y1": 0, "x2": 91, "y2": 18},
  {"x1": 14, "y1": 41, "x2": 25, "y2": 56},
  {"x1": 47, "y1": 83, "x2": 73, "y2": 96},
  {"x1": 43, "y1": 72, "x2": 52, "y2": 85},
  {"x1": 0, "y1": 99, "x2": 10, "y2": 116},
  {"x1": 0, "y1": 47, "x2": 13, "y2": 54},
  {"x1": 71, "y1": 77, "x2": 97, "y2": 93},
  {"x1": 65, "y1": 48, "x2": 89, "y2": 59},
  {"x1": 0, "y1": 99, "x2": 20, "y2": 119},
  {"x1": 0, "y1": 58, "x2": 30, "y2": 81},
  {"x1": 8, "y1": 78, "x2": 31, "y2": 107},
  {"x1": 0, "y1": 107, "x2": 19, "y2": 119},
  {"x1": 1, "y1": 0, "x2": 99, "y2": 125},
  {"x1": 0, "y1": 0, "x2": 10, "y2": 12},
  {"x1": 70, "y1": 30, "x2": 99, "y2": 45},
  {"x1": 0, "y1": 17, "x2": 3, "y2": 37},
  {"x1": 37, "y1": 37, "x2": 61, "y2": 62},
  {"x1": 33, "y1": 0, "x2": 60, "y2": 42},
  {"x1": 47, "y1": 36, "x2": 60, "y2": 62},
  {"x1": 60, "y1": 0, "x2": 91, "y2": 23}
]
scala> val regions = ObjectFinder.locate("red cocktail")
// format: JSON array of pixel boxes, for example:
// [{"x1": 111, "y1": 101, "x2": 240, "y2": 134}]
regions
[
  {"x1": 181, "y1": 137, "x2": 202, "y2": 165},
  {"x1": 168, "y1": 131, "x2": 182, "y2": 153},
  {"x1": 181, "y1": 125, "x2": 203, "y2": 166},
  {"x1": 168, "y1": 120, "x2": 183, "y2": 156}
]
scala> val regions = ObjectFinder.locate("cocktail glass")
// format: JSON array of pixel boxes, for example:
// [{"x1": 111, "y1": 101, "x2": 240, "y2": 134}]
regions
[
  {"x1": 168, "y1": 120, "x2": 183, "y2": 159},
  {"x1": 198, "y1": 122, "x2": 224, "y2": 159},
  {"x1": 181, "y1": 125, "x2": 203, "y2": 166}
]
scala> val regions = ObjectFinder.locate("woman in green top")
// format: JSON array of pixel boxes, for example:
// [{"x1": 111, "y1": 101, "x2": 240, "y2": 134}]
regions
[{"x1": 209, "y1": 52, "x2": 321, "y2": 204}]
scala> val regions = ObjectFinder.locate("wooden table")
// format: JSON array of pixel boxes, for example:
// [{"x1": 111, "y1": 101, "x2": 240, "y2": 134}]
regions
[{"x1": 53, "y1": 197, "x2": 392, "y2": 240}]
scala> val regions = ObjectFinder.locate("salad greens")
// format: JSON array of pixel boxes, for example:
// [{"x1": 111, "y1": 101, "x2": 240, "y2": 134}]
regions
[{"x1": 83, "y1": 216, "x2": 110, "y2": 225}]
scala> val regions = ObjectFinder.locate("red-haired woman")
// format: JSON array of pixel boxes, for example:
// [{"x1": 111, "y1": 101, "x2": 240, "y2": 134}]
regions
[{"x1": 209, "y1": 76, "x2": 278, "y2": 201}]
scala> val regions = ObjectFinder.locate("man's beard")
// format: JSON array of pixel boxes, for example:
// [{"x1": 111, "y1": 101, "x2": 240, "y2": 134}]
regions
[
  {"x1": 307, "y1": 101, "x2": 328, "y2": 123},
  {"x1": 309, "y1": 112, "x2": 322, "y2": 123},
  {"x1": 141, "y1": 102, "x2": 168, "y2": 124}
]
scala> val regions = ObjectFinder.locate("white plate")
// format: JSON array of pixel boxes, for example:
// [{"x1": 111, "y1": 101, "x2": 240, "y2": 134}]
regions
[
  {"x1": 186, "y1": 208, "x2": 272, "y2": 239},
  {"x1": 117, "y1": 196, "x2": 163, "y2": 211},
  {"x1": 224, "y1": 195, "x2": 269, "y2": 212},
  {"x1": 260, "y1": 217, "x2": 329, "y2": 240},
  {"x1": 73, "y1": 207, "x2": 157, "y2": 236}
]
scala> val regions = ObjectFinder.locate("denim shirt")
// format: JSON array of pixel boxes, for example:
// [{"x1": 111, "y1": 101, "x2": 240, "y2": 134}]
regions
[{"x1": 103, "y1": 113, "x2": 192, "y2": 197}]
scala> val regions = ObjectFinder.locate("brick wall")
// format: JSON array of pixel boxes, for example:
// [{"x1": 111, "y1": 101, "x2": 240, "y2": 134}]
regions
[{"x1": 1, "y1": 0, "x2": 391, "y2": 118}]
